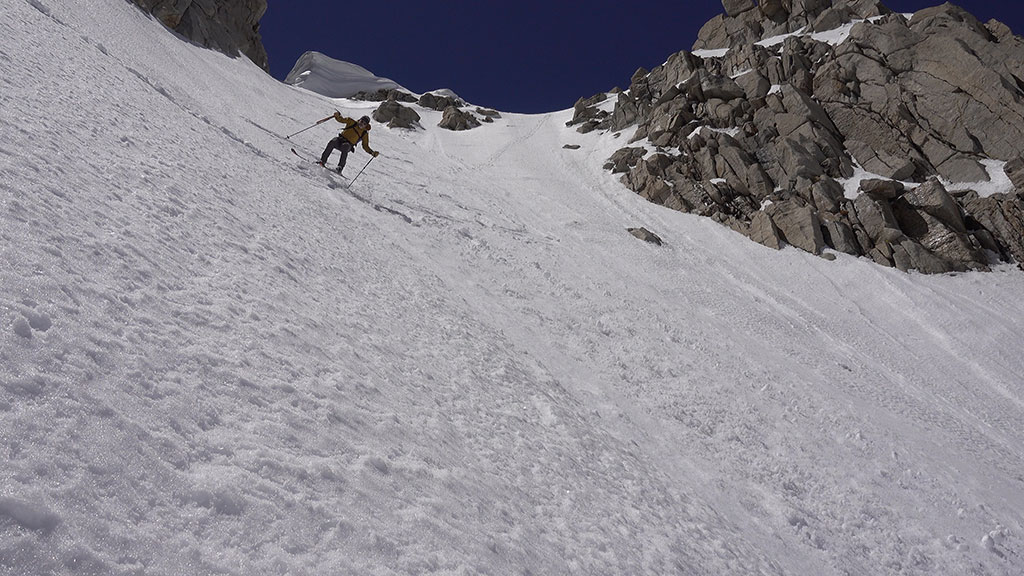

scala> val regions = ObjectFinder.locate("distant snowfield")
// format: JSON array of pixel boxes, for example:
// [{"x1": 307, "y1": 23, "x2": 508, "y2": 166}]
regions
[{"x1": 2, "y1": 1, "x2": 1023, "y2": 575}]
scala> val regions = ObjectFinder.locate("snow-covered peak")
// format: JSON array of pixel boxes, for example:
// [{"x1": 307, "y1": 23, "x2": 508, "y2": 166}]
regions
[{"x1": 284, "y1": 51, "x2": 407, "y2": 98}]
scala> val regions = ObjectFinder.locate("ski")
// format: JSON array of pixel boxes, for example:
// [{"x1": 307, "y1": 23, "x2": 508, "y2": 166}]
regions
[{"x1": 291, "y1": 148, "x2": 348, "y2": 179}]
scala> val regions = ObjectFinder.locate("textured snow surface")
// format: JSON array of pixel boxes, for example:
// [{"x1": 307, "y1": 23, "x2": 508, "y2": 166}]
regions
[{"x1": 2, "y1": 1, "x2": 1024, "y2": 575}]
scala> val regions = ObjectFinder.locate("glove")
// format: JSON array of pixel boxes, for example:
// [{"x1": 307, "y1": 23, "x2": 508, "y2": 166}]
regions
[
  {"x1": 372, "y1": 151, "x2": 380, "y2": 158},
  {"x1": 334, "y1": 111, "x2": 343, "y2": 121}
]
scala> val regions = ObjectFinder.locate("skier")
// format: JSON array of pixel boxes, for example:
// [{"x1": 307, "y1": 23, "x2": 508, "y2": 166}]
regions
[{"x1": 318, "y1": 113, "x2": 380, "y2": 174}]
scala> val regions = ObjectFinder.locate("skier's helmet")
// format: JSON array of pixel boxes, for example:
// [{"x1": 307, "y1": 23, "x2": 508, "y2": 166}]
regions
[{"x1": 358, "y1": 116, "x2": 370, "y2": 126}]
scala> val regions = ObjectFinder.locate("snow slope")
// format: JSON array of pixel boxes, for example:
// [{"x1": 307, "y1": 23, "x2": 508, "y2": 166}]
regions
[{"x1": 2, "y1": 1, "x2": 1023, "y2": 575}]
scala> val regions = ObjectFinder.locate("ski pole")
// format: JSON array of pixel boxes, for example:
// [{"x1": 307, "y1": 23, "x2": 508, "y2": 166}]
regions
[
  {"x1": 285, "y1": 114, "x2": 334, "y2": 139},
  {"x1": 348, "y1": 155, "x2": 377, "y2": 187}
]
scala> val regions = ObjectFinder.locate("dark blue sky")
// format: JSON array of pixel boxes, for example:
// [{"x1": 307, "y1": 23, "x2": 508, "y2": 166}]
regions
[{"x1": 260, "y1": 1, "x2": 1024, "y2": 113}]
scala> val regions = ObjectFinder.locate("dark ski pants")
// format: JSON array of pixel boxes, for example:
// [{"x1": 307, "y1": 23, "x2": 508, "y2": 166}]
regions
[{"x1": 320, "y1": 137, "x2": 354, "y2": 169}]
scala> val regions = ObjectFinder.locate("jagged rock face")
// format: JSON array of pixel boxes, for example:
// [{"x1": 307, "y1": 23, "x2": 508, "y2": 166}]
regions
[
  {"x1": 570, "y1": 0, "x2": 1024, "y2": 273},
  {"x1": 131, "y1": 0, "x2": 268, "y2": 71}
]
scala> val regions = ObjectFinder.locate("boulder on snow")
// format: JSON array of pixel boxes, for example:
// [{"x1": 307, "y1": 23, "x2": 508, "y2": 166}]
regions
[
  {"x1": 373, "y1": 100, "x2": 422, "y2": 129},
  {"x1": 420, "y1": 93, "x2": 465, "y2": 112},
  {"x1": 438, "y1": 107, "x2": 481, "y2": 131},
  {"x1": 765, "y1": 199, "x2": 825, "y2": 254},
  {"x1": 747, "y1": 210, "x2": 782, "y2": 250},
  {"x1": 627, "y1": 227, "x2": 664, "y2": 245}
]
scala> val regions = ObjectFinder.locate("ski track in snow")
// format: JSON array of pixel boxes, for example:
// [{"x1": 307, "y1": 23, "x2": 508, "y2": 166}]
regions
[{"x1": 2, "y1": 0, "x2": 1024, "y2": 574}]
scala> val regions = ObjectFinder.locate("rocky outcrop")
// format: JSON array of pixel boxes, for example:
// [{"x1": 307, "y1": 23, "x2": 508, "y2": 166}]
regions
[
  {"x1": 419, "y1": 93, "x2": 465, "y2": 112},
  {"x1": 573, "y1": 0, "x2": 1024, "y2": 273},
  {"x1": 438, "y1": 107, "x2": 482, "y2": 131},
  {"x1": 353, "y1": 89, "x2": 417, "y2": 103},
  {"x1": 131, "y1": 0, "x2": 268, "y2": 71},
  {"x1": 373, "y1": 100, "x2": 422, "y2": 130}
]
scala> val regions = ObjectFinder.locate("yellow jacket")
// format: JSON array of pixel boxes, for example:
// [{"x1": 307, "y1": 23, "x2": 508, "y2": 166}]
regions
[{"x1": 333, "y1": 113, "x2": 377, "y2": 155}]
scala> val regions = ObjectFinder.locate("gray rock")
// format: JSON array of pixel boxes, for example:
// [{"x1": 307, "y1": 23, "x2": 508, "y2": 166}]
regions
[
  {"x1": 845, "y1": 140, "x2": 916, "y2": 181},
  {"x1": 627, "y1": 227, "x2": 664, "y2": 245},
  {"x1": 859, "y1": 179, "x2": 904, "y2": 201},
  {"x1": 812, "y1": 6, "x2": 854, "y2": 32},
  {"x1": 781, "y1": 85, "x2": 839, "y2": 134},
  {"x1": 662, "y1": 51, "x2": 703, "y2": 89},
  {"x1": 609, "y1": 92, "x2": 642, "y2": 132},
  {"x1": 760, "y1": 0, "x2": 788, "y2": 21},
  {"x1": 722, "y1": 0, "x2": 755, "y2": 18},
  {"x1": 132, "y1": 0, "x2": 268, "y2": 70},
  {"x1": 811, "y1": 178, "x2": 844, "y2": 214},
  {"x1": 893, "y1": 202, "x2": 983, "y2": 270},
  {"x1": 1003, "y1": 157, "x2": 1024, "y2": 190},
  {"x1": 897, "y1": 239, "x2": 963, "y2": 274},
  {"x1": 373, "y1": 100, "x2": 421, "y2": 130},
  {"x1": 438, "y1": 107, "x2": 481, "y2": 131},
  {"x1": 821, "y1": 216, "x2": 862, "y2": 255},
  {"x1": 868, "y1": 246, "x2": 894, "y2": 267},
  {"x1": 626, "y1": 155, "x2": 676, "y2": 204},
  {"x1": 646, "y1": 97, "x2": 696, "y2": 143},
  {"x1": 693, "y1": 10, "x2": 764, "y2": 51},
  {"x1": 846, "y1": 0, "x2": 890, "y2": 19},
  {"x1": 765, "y1": 199, "x2": 825, "y2": 254},
  {"x1": 748, "y1": 210, "x2": 782, "y2": 249},
  {"x1": 937, "y1": 154, "x2": 989, "y2": 184},
  {"x1": 353, "y1": 89, "x2": 417, "y2": 103},
  {"x1": 733, "y1": 71, "x2": 772, "y2": 101},
  {"x1": 567, "y1": 93, "x2": 610, "y2": 128},
  {"x1": 700, "y1": 73, "x2": 746, "y2": 102},
  {"x1": 963, "y1": 194, "x2": 1024, "y2": 267},
  {"x1": 777, "y1": 135, "x2": 825, "y2": 181},
  {"x1": 713, "y1": 134, "x2": 762, "y2": 197},
  {"x1": 853, "y1": 193, "x2": 899, "y2": 240},
  {"x1": 419, "y1": 93, "x2": 464, "y2": 112},
  {"x1": 902, "y1": 178, "x2": 965, "y2": 233},
  {"x1": 605, "y1": 147, "x2": 647, "y2": 174}
]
